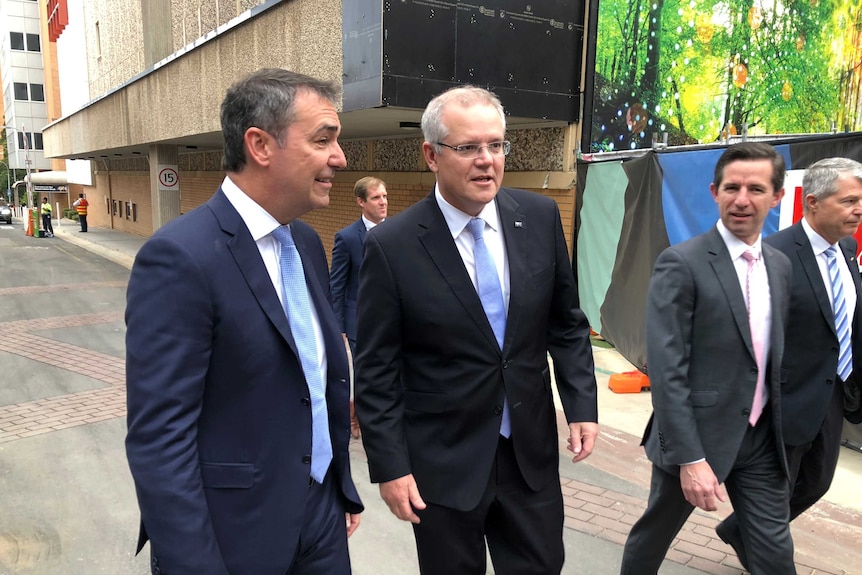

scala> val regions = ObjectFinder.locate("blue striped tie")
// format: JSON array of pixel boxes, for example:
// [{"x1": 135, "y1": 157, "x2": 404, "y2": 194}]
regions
[
  {"x1": 272, "y1": 225, "x2": 332, "y2": 482},
  {"x1": 826, "y1": 246, "x2": 853, "y2": 382},
  {"x1": 467, "y1": 218, "x2": 510, "y2": 437}
]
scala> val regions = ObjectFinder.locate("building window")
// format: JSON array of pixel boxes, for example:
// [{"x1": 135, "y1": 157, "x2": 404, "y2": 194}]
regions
[
  {"x1": 13, "y1": 82, "x2": 28, "y2": 100},
  {"x1": 26, "y1": 33, "x2": 41, "y2": 52},
  {"x1": 15, "y1": 132, "x2": 42, "y2": 151},
  {"x1": 29, "y1": 84, "x2": 45, "y2": 101},
  {"x1": 10, "y1": 32, "x2": 25, "y2": 51}
]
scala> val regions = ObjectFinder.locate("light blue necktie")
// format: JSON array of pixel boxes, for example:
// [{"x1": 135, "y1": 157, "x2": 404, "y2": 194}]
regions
[
  {"x1": 272, "y1": 225, "x2": 332, "y2": 482},
  {"x1": 467, "y1": 217, "x2": 511, "y2": 437},
  {"x1": 826, "y1": 246, "x2": 853, "y2": 382}
]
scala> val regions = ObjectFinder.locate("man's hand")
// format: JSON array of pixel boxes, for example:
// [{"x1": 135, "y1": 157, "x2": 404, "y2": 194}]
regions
[
  {"x1": 345, "y1": 513, "x2": 360, "y2": 537},
  {"x1": 379, "y1": 474, "x2": 426, "y2": 524},
  {"x1": 567, "y1": 422, "x2": 598, "y2": 463},
  {"x1": 679, "y1": 461, "x2": 726, "y2": 511}
]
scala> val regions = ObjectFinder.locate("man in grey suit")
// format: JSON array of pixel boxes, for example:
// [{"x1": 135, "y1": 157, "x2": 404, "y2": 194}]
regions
[
  {"x1": 716, "y1": 157, "x2": 862, "y2": 569},
  {"x1": 620, "y1": 142, "x2": 795, "y2": 575}
]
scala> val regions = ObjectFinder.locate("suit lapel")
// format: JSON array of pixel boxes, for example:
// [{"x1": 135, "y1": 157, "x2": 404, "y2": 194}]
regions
[
  {"x1": 356, "y1": 219, "x2": 366, "y2": 247},
  {"x1": 497, "y1": 189, "x2": 525, "y2": 352},
  {"x1": 416, "y1": 195, "x2": 501, "y2": 353},
  {"x1": 839, "y1": 239, "x2": 862, "y2": 373},
  {"x1": 762, "y1": 243, "x2": 787, "y2": 371},
  {"x1": 209, "y1": 190, "x2": 300, "y2": 356},
  {"x1": 792, "y1": 223, "x2": 836, "y2": 336},
  {"x1": 839, "y1": 240, "x2": 861, "y2": 315},
  {"x1": 292, "y1": 229, "x2": 348, "y2": 373},
  {"x1": 707, "y1": 228, "x2": 754, "y2": 356}
]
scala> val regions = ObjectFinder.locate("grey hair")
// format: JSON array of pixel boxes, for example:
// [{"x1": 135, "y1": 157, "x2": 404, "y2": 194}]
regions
[
  {"x1": 421, "y1": 85, "x2": 506, "y2": 152},
  {"x1": 221, "y1": 68, "x2": 340, "y2": 172},
  {"x1": 802, "y1": 157, "x2": 862, "y2": 214}
]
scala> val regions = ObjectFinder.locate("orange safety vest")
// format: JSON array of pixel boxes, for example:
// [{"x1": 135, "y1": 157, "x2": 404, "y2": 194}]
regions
[{"x1": 75, "y1": 198, "x2": 89, "y2": 216}]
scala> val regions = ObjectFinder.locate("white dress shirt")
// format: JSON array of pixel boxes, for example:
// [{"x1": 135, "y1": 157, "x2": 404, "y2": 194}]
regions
[
  {"x1": 221, "y1": 176, "x2": 327, "y2": 384},
  {"x1": 434, "y1": 186, "x2": 510, "y2": 310},
  {"x1": 801, "y1": 217, "x2": 856, "y2": 327}
]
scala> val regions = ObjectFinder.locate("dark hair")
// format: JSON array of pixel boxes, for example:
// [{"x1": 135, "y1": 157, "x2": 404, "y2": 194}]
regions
[
  {"x1": 713, "y1": 142, "x2": 786, "y2": 194},
  {"x1": 220, "y1": 68, "x2": 341, "y2": 172},
  {"x1": 354, "y1": 176, "x2": 385, "y2": 200}
]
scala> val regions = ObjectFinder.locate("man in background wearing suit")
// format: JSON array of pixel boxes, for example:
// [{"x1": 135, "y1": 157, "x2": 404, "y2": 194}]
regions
[
  {"x1": 330, "y1": 176, "x2": 387, "y2": 438},
  {"x1": 125, "y1": 68, "x2": 362, "y2": 574},
  {"x1": 354, "y1": 86, "x2": 599, "y2": 575},
  {"x1": 330, "y1": 176, "x2": 388, "y2": 358},
  {"x1": 716, "y1": 157, "x2": 862, "y2": 570},
  {"x1": 620, "y1": 143, "x2": 795, "y2": 575}
]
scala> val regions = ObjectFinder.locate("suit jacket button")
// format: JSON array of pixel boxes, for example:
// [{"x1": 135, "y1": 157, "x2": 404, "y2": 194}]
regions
[
  {"x1": 494, "y1": 405, "x2": 503, "y2": 415},
  {"x1": 302, "y1": 455, "x2": 312, "y2": 464},
  {"x1": 502, "y1": 361, "x2": 509, "y2": 369},
  {"x1": 750, "y1": 367, "x2": 758, "y2": 374},
  {"x1": 742, "y1": 408, "x2": 751, "y2": 416},
  {"x1": 301, "y1": 397, "x2": 311, "y2": 406}
]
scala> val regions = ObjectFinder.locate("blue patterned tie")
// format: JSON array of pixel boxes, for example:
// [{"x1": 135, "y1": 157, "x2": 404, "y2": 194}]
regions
[
  {"x1": 272, "y1": 225, "x2": 332, "y2": 482},
  {"x1": 826, "y1": 246, "x2": 853, "y2": 382},
  {"x1": 467, "y1": 218, "x2": 511, "y2": 437}
]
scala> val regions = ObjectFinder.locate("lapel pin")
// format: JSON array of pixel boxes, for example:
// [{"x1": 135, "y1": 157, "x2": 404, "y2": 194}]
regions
[{"x1": 514, "y1": 221, "x2": 523, "y2": 228}]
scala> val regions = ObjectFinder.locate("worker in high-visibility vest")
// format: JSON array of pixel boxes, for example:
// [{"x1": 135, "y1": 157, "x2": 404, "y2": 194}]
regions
[
  {"x1": 40, "y1": 198, "x2": 54, "y2": 237},
  {"x1": 73, "y1": 193, "x2": 89, "y2": 232}
]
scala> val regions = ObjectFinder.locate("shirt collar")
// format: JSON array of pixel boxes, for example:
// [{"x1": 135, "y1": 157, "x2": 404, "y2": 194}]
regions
[
  {"x1": 221, "y1": 175, "x2": 283, "y2": 241},
  {"x1": 361, "y1": 214, "x2": 381, "y2": 230},
  {"x1": 801, "y1": 216, "x2": 835, "y2": 256},
  {"x1": 434, "y1": 184, "x2": 500, "y2": 239},
  {"x1": 716, "y1": 219, "x2": 762, "y2": 260}
]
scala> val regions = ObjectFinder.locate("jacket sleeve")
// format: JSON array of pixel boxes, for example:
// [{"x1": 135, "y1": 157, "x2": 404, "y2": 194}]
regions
[
  {"x1": 329, "y1": 231, "x2": 350, "y2": 333},
  {"x1": 353, "y1": 232, "x2": 412, "y2": 483},
  {"x1": 125, "y1": 235, "x2": 230, "y2": 574},
  {"x1": 645, "y1": 247, "x2": 706, "y2": 465},
  {"x1": 545, "y1": 202, "x2": 598, "y2": 424}
]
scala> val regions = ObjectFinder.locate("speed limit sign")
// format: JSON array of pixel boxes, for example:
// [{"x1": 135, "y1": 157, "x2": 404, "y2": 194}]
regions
[{"x1": 158, "y1": 165, "x2": 180, "y2": 192}]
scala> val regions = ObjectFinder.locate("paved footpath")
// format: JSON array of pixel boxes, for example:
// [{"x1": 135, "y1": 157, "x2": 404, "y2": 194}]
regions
[{"x1": 0, "y1": 222, "x2": 859, "y2": 574}]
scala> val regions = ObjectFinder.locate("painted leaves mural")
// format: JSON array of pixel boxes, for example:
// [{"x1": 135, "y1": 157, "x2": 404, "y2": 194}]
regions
[{"x1": 590, "y1": 0, "x2": 862, "y2": 152}]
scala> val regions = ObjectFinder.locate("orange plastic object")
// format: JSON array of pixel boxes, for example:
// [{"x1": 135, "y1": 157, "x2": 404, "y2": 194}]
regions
[{"x1": 609, "y1": 370, "x2": 650, "y2": 393}]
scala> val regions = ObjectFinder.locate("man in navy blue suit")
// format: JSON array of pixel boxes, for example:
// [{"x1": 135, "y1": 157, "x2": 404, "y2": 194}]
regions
[
  {"x1": 330, "y1": 176, "x2": 387, "y2": 357},
  {"x1": 330, "y1": 176, "x2": 387, "y2": 438},
  {"x1": 125, "y1": 68, "x2": 363, "y2": 575}
]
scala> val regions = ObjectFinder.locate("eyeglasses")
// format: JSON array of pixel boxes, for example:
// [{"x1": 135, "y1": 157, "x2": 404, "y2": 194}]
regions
[{"x1": 436, "y1": 141, "x2": 511, "y2": 158}]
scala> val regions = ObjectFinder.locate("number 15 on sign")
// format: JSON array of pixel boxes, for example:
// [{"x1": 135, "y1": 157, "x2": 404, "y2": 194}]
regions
[{"x1": 158, "y1": 166, "x2": 180, "y2": 192}]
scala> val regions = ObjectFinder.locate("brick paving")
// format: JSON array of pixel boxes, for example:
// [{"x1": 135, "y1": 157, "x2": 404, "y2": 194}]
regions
[
  {"x1": 558, "y1": 477, "x2": 851, "y2": 575},
  {"x1": 0, "y1": 307, "x2": 127, "y2": 445},
  {"x1": 1, "y1": 274, "x2": 858, "y2": 574}
]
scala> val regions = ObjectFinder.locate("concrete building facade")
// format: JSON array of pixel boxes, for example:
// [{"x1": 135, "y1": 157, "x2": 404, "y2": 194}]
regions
[{"x1": 43, "y1": 0, "x2": 585, "y2": 256}]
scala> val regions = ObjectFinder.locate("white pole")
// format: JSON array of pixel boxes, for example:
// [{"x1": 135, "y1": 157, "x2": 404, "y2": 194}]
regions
[{"x1": 56, "y1": 201, "x2": 61, "y2": 228}]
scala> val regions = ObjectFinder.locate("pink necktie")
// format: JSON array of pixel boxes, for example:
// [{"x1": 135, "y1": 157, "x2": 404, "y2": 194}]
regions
[{"x1": 741, "y1": 248, "x2": 767, "y2": 425}]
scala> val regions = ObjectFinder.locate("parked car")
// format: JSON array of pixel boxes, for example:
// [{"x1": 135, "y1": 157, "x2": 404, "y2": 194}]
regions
[{"x1": 0, "y1": 204, "x2": 12, "y2": 224}]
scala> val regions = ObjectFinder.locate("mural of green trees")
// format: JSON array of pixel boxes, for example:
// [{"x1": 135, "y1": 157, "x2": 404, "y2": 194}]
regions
[{"x1": 590, "y1": 0, "x2": 862, "y2": 152}]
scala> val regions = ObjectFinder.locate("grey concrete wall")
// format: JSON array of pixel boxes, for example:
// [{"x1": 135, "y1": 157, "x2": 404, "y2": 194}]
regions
[{"x1": 45, "y1": 0, "x2": 342, "y2": 158}]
